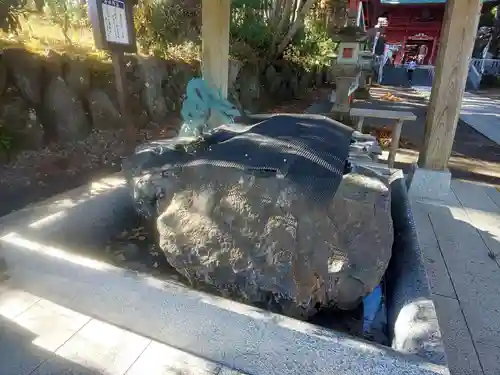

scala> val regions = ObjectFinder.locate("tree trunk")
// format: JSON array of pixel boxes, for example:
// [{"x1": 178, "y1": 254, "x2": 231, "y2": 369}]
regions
[
  {"x1": 272, "y1": 0, "x2": 294, "y2": 51},
  {"x1": 271, "y1": 0, "x2": 283, "y2": 27},
  {"x1": 62, "y1": 4, "x2": 71, "y2": 45},
  {"x1": 294, "y1": 0, "x2": 305, "y2": 22},
  {"x1": 275, "y1": 0, "x2": 316, "y2": 57}
]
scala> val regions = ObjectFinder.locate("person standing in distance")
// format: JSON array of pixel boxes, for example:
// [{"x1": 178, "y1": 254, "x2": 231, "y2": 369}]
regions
[{"x1": 407, "y1": 58, "x2": 417, "y2": 86}]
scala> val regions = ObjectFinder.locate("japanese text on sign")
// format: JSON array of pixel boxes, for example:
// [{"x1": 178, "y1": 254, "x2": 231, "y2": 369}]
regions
[{"x1": 102, "y1": 0, "x2": 129, "y2": 45}]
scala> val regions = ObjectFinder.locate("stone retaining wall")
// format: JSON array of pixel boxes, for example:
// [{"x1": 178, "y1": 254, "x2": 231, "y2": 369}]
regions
[{"x1": 0, "y1": 48, "x2": 335, "y2": 158}]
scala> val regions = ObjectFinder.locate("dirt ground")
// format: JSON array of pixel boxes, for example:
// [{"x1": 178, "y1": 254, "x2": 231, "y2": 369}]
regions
[{"x1": 0, "y1": 88, "x2": 332, "y2": 217}]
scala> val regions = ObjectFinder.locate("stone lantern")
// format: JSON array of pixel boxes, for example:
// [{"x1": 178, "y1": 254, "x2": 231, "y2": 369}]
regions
[
  {"x1": 330, "y1": 26, "x2": 367, "y2": 115},
  {"x1": 337, "y1": 41, "x2": 362, "y2": 66},
  {"x1": 357, "y1": 50, "x2": 374, "y2": 94}
]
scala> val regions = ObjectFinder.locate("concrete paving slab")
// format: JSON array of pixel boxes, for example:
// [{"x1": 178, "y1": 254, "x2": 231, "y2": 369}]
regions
[
  {"x1": 0, "y1": 317, "x2": 52, "y2": 375},
  {"x1": 451, "y1": 180, "x2": 500, "y2": 258},
  {"x1": 12, "y1": 299, "x2": 90, "y2": 352},
  {"x1": 3, "y1": 253, "x2": 449, "y2": 375},
  {"x1": 411, "y1": 204, "x2": 456, "y2": 298},
  {"x1": 125, "y1": 340, "x2": 220, "y2": 375},
  {"x1": 474, "y1": 342, "x2": 500, "y2": 375},
  {"x1": 432, "y1": 294, "x2": 483, "y2": 375},
  {"x1": 0, "y1": 240, "x2": 449, "y2": 375},
  {"x1": 411, "y1": 179, "x2": 500, "y2": 375},
  {"x1": 426, "y1": 204, "x2": 500, "y2": 347},
  {"x1": 35, "y1": 319, "x2": 151, "y2": 375},
  {"x1": 451, "y1": 180, "x2": 500, "y2": 216},
  {"x1": 0, "y1": 287, "x2": 40, "y2": 319},
  {"x1": 0, "y1": 289, "x2": 239, "y2": 375},
  {"x1": 484, "y1": 186, "x2": 500, "y2": 210},
  {"x1": 29, "y1": 355, "x2": 103, "y2": 375}
]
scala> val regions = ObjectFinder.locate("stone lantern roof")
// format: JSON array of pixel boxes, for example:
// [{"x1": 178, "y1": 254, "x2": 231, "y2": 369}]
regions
[{"x1": 330, "y1": 25, "x2": 368, "y2": 43}]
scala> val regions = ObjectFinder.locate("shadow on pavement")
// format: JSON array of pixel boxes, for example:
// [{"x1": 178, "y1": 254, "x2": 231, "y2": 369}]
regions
[{"x1": 0, "y1": 314, "x2": 109, "y2": 375}]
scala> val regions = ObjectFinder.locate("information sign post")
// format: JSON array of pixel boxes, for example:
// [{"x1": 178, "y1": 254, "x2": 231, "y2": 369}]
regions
[{"x1": 88, "y1": 0, "x2": 137, "y2": 141}]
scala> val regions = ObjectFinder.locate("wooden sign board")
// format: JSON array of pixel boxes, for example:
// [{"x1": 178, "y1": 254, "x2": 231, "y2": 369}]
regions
[{"x1": 88, "y1": 0, "x2": 137, "y2": 53}]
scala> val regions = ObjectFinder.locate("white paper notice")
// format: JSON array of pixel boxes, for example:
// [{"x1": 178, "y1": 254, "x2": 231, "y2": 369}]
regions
[{"x1": 102, "y1": 0, "x2": 129, "y2": 45}]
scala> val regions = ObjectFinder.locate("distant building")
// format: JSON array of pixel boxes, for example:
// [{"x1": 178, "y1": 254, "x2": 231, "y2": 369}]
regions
[{"x1": 348, "y1": 0, "x2": 497, "y2": 65}]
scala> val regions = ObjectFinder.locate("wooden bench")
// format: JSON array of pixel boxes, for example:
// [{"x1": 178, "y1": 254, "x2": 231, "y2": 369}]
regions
[{"x1": 350, "y1": 108, "x2": 417, "y2": 168}]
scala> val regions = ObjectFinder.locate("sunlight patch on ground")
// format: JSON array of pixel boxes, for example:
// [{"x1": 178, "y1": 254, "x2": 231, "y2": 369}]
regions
[
  {"x1": 0, "y1": 289, "x2": 233, "y2": 375},
  {"x1": 448, "y1": 157, "x2": 500, "y2": 179},
  {"x1": 23, "y1": 174, "x2": 125, "y2": 228},
  {"x1": 377, "y1": 148, "x2": 500, "y2": 181},
  {"x1": 28, "y1": 211, "x2": 68, "y2": 229},
  {"x1": 88, "y1": 175, "x2": 126, "y2": 195},
  {"x1": 0, "y1": 232, "x2": 113, "y2": 272}
]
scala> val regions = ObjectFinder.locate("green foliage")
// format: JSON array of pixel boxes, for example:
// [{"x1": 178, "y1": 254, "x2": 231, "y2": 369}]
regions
[
  {"x1": 0, "y1": 0, "x2": 27, "y2": 34},
  {"x1": 480, "y1": 9, "x2": 495, "y2": 28},
  {"x1": 134, "y1": 0, "x2": 337, "y2": 68},
  {"x1": 230, "y1": 0, "x2": 274, "y2": 55},
  {"x1": 284, "y1": 17, "x2": 337, "y2": 68},
  {"x1": 134, "y1": 0, "x2": 201, "y2": 57},
  {"x1": 44, "y1": 0, "x2": 89, "y2": 43},
  {"x1": 0, "y1": 122, "x2": 14, "y2": 156}
]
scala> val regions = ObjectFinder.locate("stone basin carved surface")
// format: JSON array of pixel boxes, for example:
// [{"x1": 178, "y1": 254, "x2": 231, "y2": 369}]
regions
[{"x1": 123, "y1": 115, "x2": 393, "y2": 319}]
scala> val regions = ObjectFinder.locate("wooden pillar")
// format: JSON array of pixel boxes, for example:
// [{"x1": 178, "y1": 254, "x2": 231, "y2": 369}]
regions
[
  {"x1": 201, "y1": 0, "x2": 230, "y2": 100},
  {"x1": 111, "y1": 51, "x2": 134, "y2": 143},
  {"x1": 418, "y1": 0, "x2": 482, "y2": 170}
]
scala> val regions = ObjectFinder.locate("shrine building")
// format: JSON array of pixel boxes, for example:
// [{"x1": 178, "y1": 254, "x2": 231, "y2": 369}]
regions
[{"x1": 349, "y1": 0, "x2": 496, "y2": 65}]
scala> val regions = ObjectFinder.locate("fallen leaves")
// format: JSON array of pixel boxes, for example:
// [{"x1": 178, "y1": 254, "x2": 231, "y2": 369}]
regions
[
  {"x1": 371, "y1": 127, "x2": 393, "y2": 148},
  {"x1": 0, "y1": 123, "x2": 178, "y2": 188},
  {"x1": 368, "y1": 126, "x2": 414, "y2": 149},
  {"x1": 118, "y1": 226, "x2": 148, "y2": 241},
  {"x1": 380, "y1": 92, "x2": 403, "y2": 102}
]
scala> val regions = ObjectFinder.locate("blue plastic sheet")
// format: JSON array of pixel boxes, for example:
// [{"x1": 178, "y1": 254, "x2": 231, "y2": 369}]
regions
[{"x1": 363, "y1": 285, "x2": 382, "y2": 334}]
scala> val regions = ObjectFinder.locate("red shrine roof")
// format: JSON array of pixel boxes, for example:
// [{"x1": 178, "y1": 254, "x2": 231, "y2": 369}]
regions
[
  {"x1": 381, "y1": 0, "x2": 445, "y2": 3},
  {"x1": 381, "y1": 0, "x2": 494, "y2": 3}
]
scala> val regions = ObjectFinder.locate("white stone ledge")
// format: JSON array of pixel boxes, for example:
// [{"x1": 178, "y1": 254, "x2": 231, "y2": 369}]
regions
[{"x1": 0, "y1": 174, "x2": 449, "y2": 375}]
